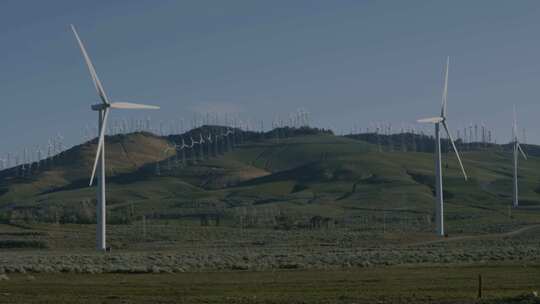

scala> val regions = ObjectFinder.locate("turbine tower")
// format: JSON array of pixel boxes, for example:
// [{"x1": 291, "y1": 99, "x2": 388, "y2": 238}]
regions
[
  {"x1": 71, "y1": 25, "x2": 160, "y2": 251},
  {"x1": 417, "y1": 57, "x2": 467, "y2": 237},
  {"x1": 512, "y1": 105, "x2": 527, "y2": 208}
]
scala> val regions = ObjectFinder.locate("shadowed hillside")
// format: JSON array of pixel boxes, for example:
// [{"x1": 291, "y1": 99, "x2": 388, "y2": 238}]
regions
[{"x1": 0, "y1": 126, "x2": 538, "y2": 237}]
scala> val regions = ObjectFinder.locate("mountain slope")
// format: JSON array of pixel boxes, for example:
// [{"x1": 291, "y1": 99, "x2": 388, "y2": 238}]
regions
[{"x1": 0, "y1": 127, "x2": 539, "y2": 236}]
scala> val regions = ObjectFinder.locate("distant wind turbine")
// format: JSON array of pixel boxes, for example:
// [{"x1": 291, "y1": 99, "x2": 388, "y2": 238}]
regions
[
  {"x1": 512, "y1": 105, "x2": 527, "y2": 208},
  {"x1": 71, "y1": 25, "x2": 160, "y2": 251},
  {"x1": 417, "y1": 57, "x2": 467, "y2": 237},
  {"x1": 189, "y1": 135, "x2": 197, "y2": 147}
]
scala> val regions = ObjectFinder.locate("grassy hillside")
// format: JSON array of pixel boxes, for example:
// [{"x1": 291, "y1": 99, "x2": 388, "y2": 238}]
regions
[
  {"x1": 0, "y1": 132, "x2": 173, "y2": 205},
  {"x1": 0, "y1": 127, "x2": 539, "y2": 241}
]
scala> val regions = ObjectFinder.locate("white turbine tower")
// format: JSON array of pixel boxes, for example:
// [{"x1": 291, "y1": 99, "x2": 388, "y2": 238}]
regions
[
  {"x1": 417, "y1": 57, "x2": 467, "y2": 237},
  {"x1": 71, "y1": 25, "x2": 160, "y2": 251},
  {"x1": 512, "y1": 105, "x2": 527, "y2": 208}
]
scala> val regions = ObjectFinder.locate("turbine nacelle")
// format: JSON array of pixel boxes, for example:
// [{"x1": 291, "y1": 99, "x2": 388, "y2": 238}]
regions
[{"x1": 91, "y1": 103, "x2": 109, "y2": 111}]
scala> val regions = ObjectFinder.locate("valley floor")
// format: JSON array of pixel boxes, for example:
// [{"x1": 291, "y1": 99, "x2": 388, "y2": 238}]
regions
[
  {"x1": 1, "y1": 221, "x2": 539, "y2": 303},
  {"x1": 0, "y1": 264, "x2": 538, "y2": 303}
]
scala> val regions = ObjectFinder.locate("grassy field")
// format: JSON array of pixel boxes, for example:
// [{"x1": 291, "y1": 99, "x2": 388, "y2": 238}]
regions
[
  {"x1": 0, "y1": 223, "x2": 538, "y2": 274},
  {"x1": 1, "y1": 129, "x2": 540, "y2": 302},
  {"x1": 0, "y1": 264, "x2": 538, "y2": 303}
]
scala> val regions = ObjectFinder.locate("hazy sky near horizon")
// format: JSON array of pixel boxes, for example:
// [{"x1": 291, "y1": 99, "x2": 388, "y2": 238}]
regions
[{"x1": 2, "y1": 1, "x2": 540, "y2": 158}]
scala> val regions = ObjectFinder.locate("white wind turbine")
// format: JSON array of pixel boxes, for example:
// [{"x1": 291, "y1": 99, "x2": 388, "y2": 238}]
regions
[
  {"x1": 179, "y1": 137, "x2": 188, "y2": 164},
  {"x1": 199, "y1": 133, "x2": 205, "y2": 144},
  {"x1": 163, "y1": 141, "x2": 179, "y2": 170},
  {"x1": 417, "y1": 57, "x2": 467, "y2": 237},
  {"x1": 189, "y1": 135, "x2": 197, "y2": 148},
  {"x1": 71, "y1": 25, "x2": 160, "y2": 251},
  {"x1": 512, "y1": 105, "x2": 527, "y2": 208}
]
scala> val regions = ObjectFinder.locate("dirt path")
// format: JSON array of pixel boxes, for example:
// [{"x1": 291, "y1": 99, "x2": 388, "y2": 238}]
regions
[{"x1": 409, "y1": 224, "x2": 540, "y2": 247}]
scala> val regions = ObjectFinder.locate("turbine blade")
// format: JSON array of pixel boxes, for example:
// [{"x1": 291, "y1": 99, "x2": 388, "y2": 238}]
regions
[
  {"x1": 417, "y1": 117, "x2": 444, "y2": 124},
  {"x1": 89, "y1": 109, "x2": 110, "y2": 186},
  {"x1": 442, "y1": 120, "x2": 468, "y2": 180},
  {"x1": 109, "y1": 102, "x2": 160, "y2": 110},
  {"x1": 513, "y1": 104, "x2": 517, "y2": 140},
  {"x1": 70, "y1": 25, "x2": 109, "y2": 104},
  {"x1": 517, "y1": 143, "x2": 527, "y2": 160},
  {"x1": 441, "y1": 56, "x2": 449, "y2": 117}
]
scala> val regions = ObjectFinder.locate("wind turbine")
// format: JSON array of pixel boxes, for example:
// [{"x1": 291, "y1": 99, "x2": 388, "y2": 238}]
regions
[
  {"x1": 189, "y1": 135, "x2": 197, "y2": 148},
  {"x1": 163, "y1": 142, "x2": 178, "y2": 170},
  {"x1": 71, "y1": 25, "x2": 160, "y2": 251},
  {"x1": 199, "y1": 133, "x2": 205, "y2": 160},
  {"x1": 417, "y1": 57, "x2": 467, "y2": 237},
  {"x1": 189, "y1": 135, "x2": 198, "y2": 163},
  {"x1": 512, "y1": 105, "x2": 527, "y2": 208},
  {"x1": 179, "y1": 137, "x2": 187, "y2": 165}
]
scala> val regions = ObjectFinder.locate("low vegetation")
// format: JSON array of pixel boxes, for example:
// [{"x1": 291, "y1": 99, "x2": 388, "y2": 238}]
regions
[
  {"x1": 0, "y1": 265, "x2": 538, "y2": 303},
  {"x1": 0, "y1": 128, "x2": 539, "y2": 302}
]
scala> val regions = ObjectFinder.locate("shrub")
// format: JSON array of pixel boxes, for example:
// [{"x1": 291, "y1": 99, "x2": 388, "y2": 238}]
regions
[{"x1": 0, "y1": 240, "x2": 47, "y2": 249}]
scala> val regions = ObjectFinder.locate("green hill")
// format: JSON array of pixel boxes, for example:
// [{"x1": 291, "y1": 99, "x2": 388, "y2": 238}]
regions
[{"x1": 0, "y1": 126, "x2": 539, "y2": 238}]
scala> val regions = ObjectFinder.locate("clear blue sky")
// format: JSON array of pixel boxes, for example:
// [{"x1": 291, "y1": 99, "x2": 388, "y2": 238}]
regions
[{"x1": 2, "y1": 0, "x2": 540, "y2": 159}]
